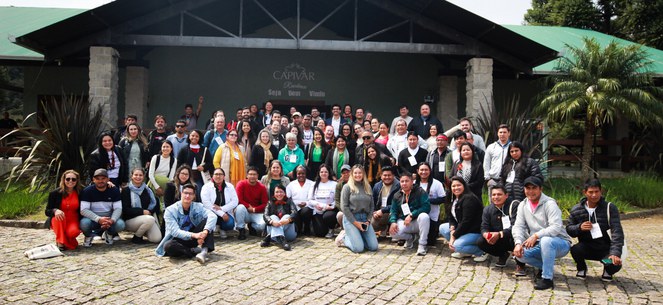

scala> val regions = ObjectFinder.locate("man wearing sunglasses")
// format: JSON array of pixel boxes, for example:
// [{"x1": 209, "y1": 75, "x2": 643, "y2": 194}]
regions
[
  {"x1": 355, "y1": 131, "x2": 392, "y2": 165},
  {"x1": 166, "y1": 119, "x2": 189, "y2": 159}
]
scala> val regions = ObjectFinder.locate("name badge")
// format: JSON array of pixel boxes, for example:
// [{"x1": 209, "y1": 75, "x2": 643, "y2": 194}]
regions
[
  {"x1": 501, "y1": 216, "x2": 511, "y2": 229},
  {"x1": 288, "y1": 154, "x2": 298, "y2": 163},
  {"x1": 506, "y1": 170, "x2": 515, "y2": 183},
  {"x1": 381, "y1": 196, "x2": 388, "y2": 208},
  {"x1": 233, "y1": 151, "x2": 240, "y2": 160},
  {"x1": 215, "y1": 137, "x2": 223, "y2": 145},
  {"x1": 590, "y1": 223, "x2": 603, "y2": 239},
  {"x1": 408, "y1": 156, "x2": 417, "y2": 166},
  {"x1": 401, "y1": 203, "x2": 412, "y2": 216},
  {"x1": 273, "y1": 140, "x2": 280, "y2": 147},
  {"x1": 438, "y1": 161, "x2": 445, "y2": 172}
]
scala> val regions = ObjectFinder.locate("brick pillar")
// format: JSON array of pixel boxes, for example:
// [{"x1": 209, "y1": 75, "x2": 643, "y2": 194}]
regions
[
  {"x1": 124, "y1": 66, "x2": 149, "y2": 125},
  {"x1": 438, "y1": 75, "x2": 458, "y2": 132},
  {"x1": 89, "y1": 46, "x2": 120, "y2": 126},
  {"x1": 465, "y1": 58, "x2": 493, "y2": 121}
]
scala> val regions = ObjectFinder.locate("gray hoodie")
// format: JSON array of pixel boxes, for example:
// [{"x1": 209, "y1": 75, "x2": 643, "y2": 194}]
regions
[{"x1": 512, "y1": 192, "x2": 572, "y2": 245}]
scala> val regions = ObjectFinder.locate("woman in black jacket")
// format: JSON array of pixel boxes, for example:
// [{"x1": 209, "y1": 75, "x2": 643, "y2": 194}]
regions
[
  {"x1": 304, "y1": 127, "x2": 330, "y2": 180},
  {"x1": 176, "y1": 130, "x2": 213, "y2": 192},
  {"x1": 121, "y1": 168, "x2": 162, "y2": 244},
  {"x1": 261, "y1": 184, "x2": 297, "y2": 250},
  {"x1": 451, "y1": 142, "x2": 484, "y2": 200},
  {"x1": 438, "y1": 176, "x2": 486, "y2": 261},
  {"x1": 163, "y1": 164, "x2": 195, "y2": 208},
  {"x1": 118, "y1": 123, "x2": 149, "y2": 180},
  {"x1": 45, "y1": 170, "x2": 83, "y2": 250},
  {"x1": 88, "y1": 132, "x2": 128, "y2": 186},
  {"x1": 249, "y1": 130, "x2": 279, "y2": 178},
  {"x1": 500, "y1": 141, "x2": 544, "y2": 201}
]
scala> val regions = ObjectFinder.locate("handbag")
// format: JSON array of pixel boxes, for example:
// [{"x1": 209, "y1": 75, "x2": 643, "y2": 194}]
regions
[{"x1": 199, "y1": 147, "x2": 212, "y2": 184}]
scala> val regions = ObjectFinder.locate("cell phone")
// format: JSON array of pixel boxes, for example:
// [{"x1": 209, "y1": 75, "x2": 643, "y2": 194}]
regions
[
  {"x1": 601, "y1": 258, "x2": 613, "y2": 265},
  {"x1": 361, "y1": 223, "x2": 368, "y2": 231}
]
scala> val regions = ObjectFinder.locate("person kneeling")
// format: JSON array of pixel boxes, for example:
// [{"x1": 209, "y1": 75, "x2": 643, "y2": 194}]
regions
[
  {"x1": 439, "y1": 176, "x2": 485, "y2": 261},
  {"x1": 262, "y1": 184, "x2": 297, "y2": 250},
  {"x1": 339, "y1": 165, "x2": 378, "y2": 253},
  {"x1": 155, "y1": 184, "x2": 216, "y2": 264},
  {"x1": 478, "y1": 184, "x2": 524, "y2": 269},
  {"x1": 122, "y1": 168, "x2": 162, "y2": 244}
]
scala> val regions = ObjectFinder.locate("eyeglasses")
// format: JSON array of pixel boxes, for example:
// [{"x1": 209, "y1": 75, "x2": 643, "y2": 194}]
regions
[
  {"x1": 175, "y1": 125, "x2": 185, "y2": 128},
  {"x1": 65, "y1": 177, "x2": 77, "y2": 182},
  {"x1": 362, "y1": 136, "x2": 372, "y2": 140},
  {"x1": 182, "y1": 192, "x2": 195, "y2": 196},
  {"x1": 228, "y1": 134, "x2": 238, "y2": 137},
  {"x1": 213, "y1": 173, "x2": 224, "y2": 176}
]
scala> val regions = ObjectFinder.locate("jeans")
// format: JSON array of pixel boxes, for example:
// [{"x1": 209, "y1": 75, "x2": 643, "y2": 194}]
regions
[
  {"x1": 342, "y1": 213, "x2": 378, "y2": 253},
  {"x1": 439, "y1": 223, "x2": 483, "y2": 256},
  {"x1": 516, "y1": 236, "x2": 571, "y2": 280},
  {"x1": 234, "y1": 204, "x2": 266, "y2": 232},
  {"x1": 80, "y1": 217, "x2": 126, "y2": 237},
  {"x1": 393, "y1": 213, "x2": 430, "y2": 246},
  {"x1": 217, "y1": 214, "x2": 236, "y2": 231},
  {"x1": 266, "y1": 215, "x2": 296, "y2": 241}
]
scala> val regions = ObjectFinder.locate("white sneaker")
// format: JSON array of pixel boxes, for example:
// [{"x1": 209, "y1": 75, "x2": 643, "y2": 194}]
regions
[
  {"x1": 404, "y1": 236, "x2": 414, "y2": 249},
  {"x1": 83, "y1": 236, "x2": 93, "y2": 247},
  {"x1": 112, "y1": 235, "x2": 121, "y2": 241},
  {"x1": 473, "y1": 253, "x2": 490, "y2": 262},
  {"x1": 451, "y1": 252, "x2": 472, "y2": 259},
  {"x1": 92, "y1": 236, "x2": 102, "y2": 241},
  {"x1": 102, "y1": 232, "x2": 113, "y2": 245},
  {"x1": 417, "y1": 245, "x2": 427, "y2": 256},
  {"x1": 219, "y1": 230, "x2": 228, "y2": 239},
  {"x1": 195, "y1": 253, "x2": 207, "y2": 264},
  {"x1": 335, "y1": 230, "x2": 346, "y2": 247}
]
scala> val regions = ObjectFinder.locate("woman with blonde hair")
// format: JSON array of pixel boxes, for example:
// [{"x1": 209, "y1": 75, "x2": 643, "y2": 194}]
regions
[
  {"x1": 337, "y1": 164, "x2": 378, "y2": 253},
  {"x1": 249, "y1": 130, "x2": 279, "y2": 178},
  {"x1": 45, "y1": 170, "x2": 83, "y2": 250},
  {"x1": 119, "y1": 123, "x2": 149, "y2": 179},
  {"x1": 261, "y1": 159, "x2": 290, "y2": 197}
]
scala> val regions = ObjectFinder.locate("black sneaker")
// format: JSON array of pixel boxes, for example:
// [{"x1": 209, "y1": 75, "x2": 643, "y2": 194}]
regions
[
  {"x1": 576, "y1": 270, "x2": 587, "y2": 279},
  {"x1": 534, "y1": 278, "x2": 554, "y2": 290},
  {"x1": 275, "y1": 236, "x2": 291, "y2": 251},
  {"x1": 248, "y1": 226, "x2": 257, "y2": 236},
  {"x1": 534, "y1": 268, "x2": 543, "y2": 281},
  {"x1": 260, "y1": 235, "x2": 271, "y2": 247},
  {"x1": 495, "y1": 253, "x2": 509, "y2": 267},
  {"x1": 601, "y1": 270, "x2": 613, "y2": 282},
  {"x1": 514, "y1": 265, "x2": 527, "y2": 277},
  {"x1": 397, "y1": 240, "x2": 406, "y2": 246},
  {"x1": 238, "y1": 228, "x2": 247, "y2": 240},
  {"x1": 131, "y1": 235, "x2": 147, "y2": 244}
]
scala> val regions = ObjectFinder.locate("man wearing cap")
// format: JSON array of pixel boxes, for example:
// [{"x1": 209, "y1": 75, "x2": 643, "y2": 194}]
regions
[
  {"x1": 80, "y1": 169, "x2": 125, "y2": 247},
  {"x1": 291, "y1": 112, "x2": 303, "y2": 129},
  {"x1": 512, "y1": 176, "x2": 571, "y2": 290},
  {"x1": 426, "y1": 134, "x2": 451, "y2": 184}
]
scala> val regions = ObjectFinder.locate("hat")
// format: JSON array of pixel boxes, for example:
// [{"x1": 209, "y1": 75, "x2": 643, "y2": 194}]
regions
[
  {"x1": 437, "y1": 134, "x2": 448, "y2": 141},
  {"x1": 340, "y1": 165, "x2": 352, "y2": 172},
  {"x1": 523, "y1": 176, "x2": 542, "y2": 187},
  {"x1": 292, "y1": 112, "x2": 302, "y2": 117},
  {"x1": 93, "y1": 168, "x2": 108, "y2": 178}
]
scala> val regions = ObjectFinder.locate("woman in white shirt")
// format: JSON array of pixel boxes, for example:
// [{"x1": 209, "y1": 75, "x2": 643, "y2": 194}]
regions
[
  {"x1": 148, "y1": 140, "x2": 178, "y2": 198},
  {"x1": 200, "y1": 168, "x2": 239, "y2": 239},
  {"x1": 308, "y1": 164, "x2": 338, "y2": 238},
  {"x1": 286, "y1": 165, "x2": 314, "y2": 236}
]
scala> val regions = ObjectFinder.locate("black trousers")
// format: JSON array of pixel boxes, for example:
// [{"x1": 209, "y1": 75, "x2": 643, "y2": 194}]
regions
[
  {"x1": 296, "y1": 206, "x2": 313, "y2": 236},
  {"x1": 570, "y1": 242, "x2": 622, "y2": 275},
  {"x1": 427, "y1": 220, "x2": 439, "y2": 246},
  {"x1": 163, "y1": 218, "x2": 215, "y2": 258},
  {"x1": 312, "y1": 209, "x2": 338, "y2": 237},
  {"x1": 477, "y1": 233, "x2": 515, "y2": 257}
]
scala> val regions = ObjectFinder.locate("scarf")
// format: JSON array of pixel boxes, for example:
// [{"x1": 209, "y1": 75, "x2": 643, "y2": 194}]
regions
[
  {"x1": 214, "y1": 182, "x2": 226, "y2": 207},
  {"x1": 332, "y1": 148, "x2": 348, "y2": 177},
  {"x1": 259, "y1": 141, "x2": 273, "y2": 169},
  {"x1": 128, "y1": 182, "x2": 157, "y2": 211}
]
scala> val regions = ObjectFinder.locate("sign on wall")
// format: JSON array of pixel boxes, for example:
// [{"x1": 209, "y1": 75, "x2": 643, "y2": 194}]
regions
[{"x1": 268, "y1": 63, "x2": 326, "y2": 98}]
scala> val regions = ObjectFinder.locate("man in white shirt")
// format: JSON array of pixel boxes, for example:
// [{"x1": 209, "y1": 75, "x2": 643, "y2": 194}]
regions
[{"x1": 484, "y1": 124, "x2": 511, "y2": 188}]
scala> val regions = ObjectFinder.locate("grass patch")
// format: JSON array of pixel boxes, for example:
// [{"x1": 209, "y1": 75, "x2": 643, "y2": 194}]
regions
[{"x1": 0, "y1": 185, "x2": 48, "y2": 219}]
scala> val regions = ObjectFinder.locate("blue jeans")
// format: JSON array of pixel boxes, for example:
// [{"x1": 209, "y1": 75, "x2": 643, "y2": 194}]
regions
[
  {"x1": 517, "y1": 236, "x2": 571, "y2": 280},
  {"x1": 267, "y1": 215, "x2": 296, "y2": 241},
  {"x1": 342, "y1": 213, "x2": 378, "y2": 253},
  {"x1": 234, "y1": 205, "x2": 266, "y2": 232},
  {"x1": 80, "y1": 217, "x2": 126, "y2": 237},
  {"x1": 439, "y1": 223, "x2": 483, "y2": 256},
  {"x1": 218, "y1": 214, "x2": 235, "y2": 231}
]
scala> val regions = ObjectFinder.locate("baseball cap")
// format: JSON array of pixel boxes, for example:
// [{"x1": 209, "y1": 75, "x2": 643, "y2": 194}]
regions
[
  {"x1": 93, "y1": 168, "x2": 108, "y2": 178},
  {"x1": 340, "y1": 165, "x2": 351, "y2": 172},
  {"x1": 523, "y1": 176, "x2": 542, "y2": 187}
]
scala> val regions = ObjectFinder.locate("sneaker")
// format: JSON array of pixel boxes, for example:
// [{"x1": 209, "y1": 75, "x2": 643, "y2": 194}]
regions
[
  {"x1": 92, "y1": 236, "x2": 102, "y2": 241},
  {"x1": 396, "y1": 239, "x2": 405, "y2": 246},
  {"x1": 238, "y1": 228, "x2": 247, "y2": 240},
  {"x1": 417, "y1": 245, "x2": 427, "y2": 256},
  {"x1": 131, "y1": 235, "x2": 146, "y2": 244},
  {"x1": 576, "y1": 270, "x2": 587, "y2": 279},
  {"x1": 534, "y1": 278, "x2": 554, "y2": 290},
  {"x1": 473, "y1": 253, "x2": 490, "y2": 262},
  {"x1": 112, "y1": 235, "x2": 121, "y2": 241},
  {"x1": 83, "y1": 236, "x2": 93, "y2": 247},
  {"x1": 195, "y1": 252, "x2": 207, "y2": 264},
  {"x1": 275, "y1": 236, "x2": 291, "y2": 251},
  {"x1": 533, "y1": 269, "x2": 543, "y2": 281},
  {"x1": 495, "y1": 253, "x2": 509, "y2": 267},
  {"x1": 451, "y1": 252, "x2": 472, "y2": 259},
  {"x1": 248, "y1": 226, "x2": 257, "y2": 236},
  {"x1": 325, "y1": 229, "x2": 334, "y2": 239},
  {"x1": 219, "y1": 230, "x2": 227, "y2": 239},
  {"x1": 404, "y1": 236, "x2": 414, "y2": 249},
  {"x1": 335, "y1": 230, "x2": 346, "y2": 247},
  {"x1": 514, "y1": 264, "x2": 527, "y2": 277},
  {"x1": 601, "y1": 270, "x2": 613, "y2": 282},
  {"x1": 102, "y1": 232, "x2": 113, "y2": 245},
  {"x1": 190, "y1": 247, "x2": 202, "y2": 255},
  {"x1": 260, "y1": 235, "x2": 271, "y2": 247}
]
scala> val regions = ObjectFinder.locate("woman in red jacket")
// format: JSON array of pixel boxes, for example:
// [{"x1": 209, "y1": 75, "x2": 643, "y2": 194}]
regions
[{"x1": 45, "y1": 170, "x2": 83, "y2": 250}]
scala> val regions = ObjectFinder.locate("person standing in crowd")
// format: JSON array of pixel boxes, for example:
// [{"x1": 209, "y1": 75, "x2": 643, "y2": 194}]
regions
[
  {"x1": 308, "y1": 164, "x2": 338, "y2": 238},
  {"x1": 213, "y1": 129, "x2": 246, "y2": 186},
  {"x1": 234, "y1": 167, "x2": 269, "y2": 239},
  {"x1": 113, "y1": 114, "x2": 137, "y2": 144},
  {"x1": 426, "y1": 134, "x2": 451, "y2": 185},
  {"x1": 269, "y1": 120, "x2": 286, "y2": 151},
  {"x1": 326, "y1": 136, "x2": 354, "y2": 180},
  {"x1": 342, "y1": 104, "x2": 354, "y2": 123},
  {"x1": 226, "y1": 108, "x2": 242, "y2": 132},
  {"x1": 289, "y1": 125, "x2": 305, "y2": 150},
  {"x1": 80, "y1": 169, "x2": 125, "y2": 247},
  {"x1": 478, "y1": 184, "x2": 524, "y2": 269},
  {"x1": 390, "y1": 105, "x2": 413, "y2": 134},
  {"x1": 177, "y1": 130, "x2": 213, "y2": 192},
  {"x1": 374, "y1": 122, "x2": 389, "y2": 146},
  {"x1": 89, "y1": 132, "x2": 127, "y2": 187},
  {"x1": 259, "y1": 101, "x2": 274, "y2": 128},
  {"x1": 164, "y1": 165, "x2": 195, "y2": 209},
  {"x1": 371, "y1": 166, "x2": 400, "y2": 237},
  {"x1": 513, "y1": 177, "x2": 571, "y2": 290},
  {"x1": 323, "y1": 125, "x2": 335, "y2": 147},
  {"x1": 201, "y1": 168, "x2": 239, "y2": 239},
  {"x1": 237, "y1": 119, "x2": 256, "y2": 162},
  {"x1": 146, "y1": 115, "x2": 171, "y2": 158},
  {"x1": 156, "y1": 183, "x2": 216, "y2": 264},
  {"x1": 286, "y1": 165, "x2": 314, "y2": 236},
  {"x1": 369, "y1": 118, "x2": 380, "y2": 134},
  {"x1": 304, "y1": 127, "x2": 330, "y2": 181},
  {"x1": 363, "y1": 144, "x2": 392, "y2": 187},
  {"x1": 249, "y1": 130, "x2": 279, "y2": 178},
  {"x1": 566, "y1": 179, "x2": 624, "y2": 282},
  {"x1": 407, "y1": 103, "x2": 442, "y2": 139},
  {"x1": 301, "y1": 114, "x2": 314, "y2": 146},
  {"x1": 261, "y1": 184, "x2": 297, "y2": 250},
  {"x1": 340, "y1": 123, "x2": 357, "y2": 153},
  {"x1": 203, "y1": 116, "x2": 228, "y2": 158},
  {"x1": 279, "y1": 132, "x2": 306, "y2": 181},
  {"x1": 119, "y1": 123, "x2": 148, "y2": 180},
  {"x1": 415, "y1": 162, "x2": 446, "y2": 246},
  {"x1": 337, "y1": 164, "x2": 378, "y2": 253},
  {"x1": 500, "y1": 141, "x2": 543, "y2": 201},
  {"x1": 45, "y1": 170, "x2": 82, "y2": 250},
  {"x1": 325, "y1": 104, "x2": 344, "y2": 136},
  {"x1": 260, "y1": 160, "x2": 291, "y2": 197},
  {"x1": 166, "y1": 119, "x2": 189, "y2": 159},
  {"x1": 389, "y1": 173, "x2": 430, "y2": 256},
  {"x1": 0, "y1": 111, "x2": 18, "y2": 129},
  {"x1": 356, "y1": 131, "x2": 391, "y2": 165},
  {"x1": 121, "y1": 168, "x2": 162, "y2": 244},
  {"x1": 425, "y1": 125, "x2": 440, "y2": 150},
  {"x1": 484, "y1": 124, "x2": 511, "y2": 188},
  {"x1": 387, "y1": 119, "x2": 411, "y2": 157},
  {"x1": 449, "y1": 117, "x2": 486, "y2": 151},
  {"x1": 397, "y1": 132, "x2": 428, "y2": 176},
  {"x1": 354, "y1": 108, "x2": 366, "y2": 126},
  {"x1": 451, "y1": 142, "x2": 484, "y2": 199},
  {"x1": 180, "y1": 96, "x2": 203, "y2": 131},
  {"x1": 310, "y1": 107, "x2": 322, "y2": 127}
]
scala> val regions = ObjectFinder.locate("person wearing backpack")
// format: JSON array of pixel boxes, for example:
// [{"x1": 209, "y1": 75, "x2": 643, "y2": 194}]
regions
[
  {"x1": 148, "y1": 140, "x2": 178, "y2": 198},
  {"x1": 566, "y1": 179, "x2": 624, "y2": 282}
]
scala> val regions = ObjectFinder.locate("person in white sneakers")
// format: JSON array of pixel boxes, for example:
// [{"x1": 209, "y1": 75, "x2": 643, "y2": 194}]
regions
[
  {"x1": 79, "y1": 169, "x2": 125, "y2": 247},
  {"x1": 389, "y1": 173, "x2": 431, "y2": 256},
  {"x1": 201, "y1": 168, "x2": 239, "y2": 239}
]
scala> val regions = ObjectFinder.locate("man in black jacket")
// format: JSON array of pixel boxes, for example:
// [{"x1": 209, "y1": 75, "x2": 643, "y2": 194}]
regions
[
  {"x1": 566, "y1": 179, "x2": 624, "y2": 282},
  {"x1": 478, "y1": 184, "x2": 525, "y2": 269},
  {"x1": 407, "y1": 103, "x2": 442, "y2": 139}
]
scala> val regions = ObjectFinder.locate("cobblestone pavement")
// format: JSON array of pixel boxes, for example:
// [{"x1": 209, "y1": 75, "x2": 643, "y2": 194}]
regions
[{"x1": 1, "y1": 215, "x2": 662, "y2": 305}]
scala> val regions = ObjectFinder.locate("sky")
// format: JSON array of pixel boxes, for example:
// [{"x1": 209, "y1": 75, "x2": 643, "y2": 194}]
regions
[{"x1": 0, "y1": 0, "x2": 532, "y2": 25}]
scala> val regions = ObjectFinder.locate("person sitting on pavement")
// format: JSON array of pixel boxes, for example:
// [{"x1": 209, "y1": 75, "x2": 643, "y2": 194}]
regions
[
  {"x1": 371, "y1": 166, "x2": 400, "y2": 237},
  {"x1": 478, "y1": 184, "x2": 525, "y2": 269},
  {"x1": 234, "y1": 166, "x2": 269, "y2": 239},
  {"x1": 261, "y1": 184, "x2": 297, "y2": 250},
  {"x1": 121, "y1": 168, "x2": 162, "y2": 244},
  {"x1": 201, "y1": 168, "x2": 239, "y2": 239},
  {"x1": 155, "y1": 183, "x2": 216, "y2": 264},
  {"x1": 286, "y1": 165, "x2": 314, "y2": 236},
  {"x1": 415, "y1": 162, "x2": 446, "y2": 246},
  {"x1": 439, "y1": 176, "x2": 486, "y2": 261},
  {"x1": 308, "y1": 164, "x2": 339, "y2": 238},
  {"x1": 80, "y1": 169, "x2": 125, "y2": 247},
  {"x1": 566, "y1": 178, "x2": 624, "y2": 282},
  {"x1": 337, "y1": 164, "x2": 378, "y2": 253},
  {"x1": 512, "y1": 176, "x2": 572, "y2": 290},
  {"x1": 45, "y1": 170, "x2": 83, "y2": 251},
  {"x1": 389, "y1": 173, "x2": 431, "y2": 256}
]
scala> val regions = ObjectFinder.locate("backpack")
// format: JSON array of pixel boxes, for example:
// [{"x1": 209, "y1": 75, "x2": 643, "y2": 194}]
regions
[{"x1": 154, "y1": 155, "x2": 175, "y2": 177}]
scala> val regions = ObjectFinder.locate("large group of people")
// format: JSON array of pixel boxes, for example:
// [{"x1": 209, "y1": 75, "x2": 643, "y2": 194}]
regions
[{"x1": 43, "y1": 101, "x2": 624, "y2": 290}]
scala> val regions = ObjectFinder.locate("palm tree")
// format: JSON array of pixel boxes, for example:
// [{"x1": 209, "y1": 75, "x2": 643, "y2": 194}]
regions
[{"x1": 537, "y1": 37, "x2": 663, "y2": 182}]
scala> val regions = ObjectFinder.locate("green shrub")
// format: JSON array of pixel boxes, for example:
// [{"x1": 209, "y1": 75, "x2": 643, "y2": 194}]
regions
[{"x1": 0, "y1": 187, "x2": 47, "y2": 219}]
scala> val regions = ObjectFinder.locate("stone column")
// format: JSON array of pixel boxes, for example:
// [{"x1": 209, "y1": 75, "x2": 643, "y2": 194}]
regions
[
  {"x1": 438, "y1": 75, "x2": 458, "y2": 132},
  {"x1": 465, "y1": 58, "x2": 493, "y2": 121},
  {"x1": 124, "y1": 66, "x2": 150, "y2": 125},
  {"x1": 89, "y1": 46, "x2": 120, "y2": 126}
]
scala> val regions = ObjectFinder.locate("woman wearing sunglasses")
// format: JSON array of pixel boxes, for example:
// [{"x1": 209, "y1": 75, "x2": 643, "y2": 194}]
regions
[{"x1": 45, "y1": 170, "x2": 83, "y2": 250}]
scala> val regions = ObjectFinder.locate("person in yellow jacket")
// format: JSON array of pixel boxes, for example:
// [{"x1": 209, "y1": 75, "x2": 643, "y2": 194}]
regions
[{"x1": 213, "y1": 129, "x2": 246, "y2": 186}]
